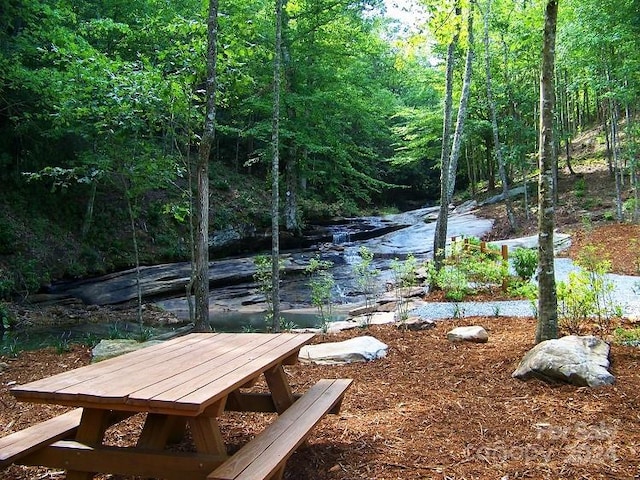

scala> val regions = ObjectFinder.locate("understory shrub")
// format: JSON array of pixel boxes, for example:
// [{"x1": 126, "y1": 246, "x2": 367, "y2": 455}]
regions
[
  {"x1": 511, "y1": 247, "x2": 538, "y2": 281},
  {"x1": 557, "y1": 246, "x2": 622, "y2": 335}
]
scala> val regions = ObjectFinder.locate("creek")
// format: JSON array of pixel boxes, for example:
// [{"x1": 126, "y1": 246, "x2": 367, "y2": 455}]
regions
[{"x1": 6, "y1": 207, "x2": 494, "y2": 350}]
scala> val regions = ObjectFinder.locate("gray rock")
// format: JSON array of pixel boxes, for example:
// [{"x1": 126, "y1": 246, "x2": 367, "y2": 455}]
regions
[
  {"x1": 298, "y1": 336, "x2": 388, "y2": 365},
  {"x1": 399, "y1": 317, "x2": 435, "y2": 331},
  {"x1": 0, "y1": 361, "x2": 9, "y2": 372},
  {"x1": 512, "y1": 335, "x2": 614, "y2": 387},
  {"x1": 447, "y1": 326, "x2": 489, "y2": 343},
  {"x1": 91, "y1": 339, "x2": 164, "y2": 363}
]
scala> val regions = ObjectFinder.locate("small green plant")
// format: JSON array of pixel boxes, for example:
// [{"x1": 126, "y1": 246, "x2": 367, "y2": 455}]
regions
[
  {"x1": 352, "y1": 246, "x2": 380, "y2": 327},
  {"x1": 493, "y1": 305, "x2": 501, "y2": 317},
  {"x1": 135, "y1": 326, "x2": 154, "y2": 343},
  {"x1": 614, "y1": 326, "x2": 640, "y2": 346},
  {"x1": 574, "y1": 177, "x2": 587, "y2": 198},
  {"x1": 434, "y1": 266, "x2": 469, "y2": 301},
  {"x1": 603, "y1": 210, "x2": 615, "y2": 221},
  {"x1": 623, "y1": 198, "x2": 637, "y2": 219},
  {"x1": 279, "y1": 319, "x2": 298, "y2": 332},
  {"x1": 253, "y1": 255, "x2": 284, "y2": 329},
  {"x1": 54, "y1": 332, "x2": 73, "y2": 354},
  {"x1": 2, "y1": 338, "x2": 21, "y2": 358},
  {"x1": 452, "y1": 303, "x2": 465, "y2": 319},
  {"x1": 390, "y1": 254, "x2": 417, "y2": 321},
  {"x1": 507, "y1": 280, "x2": 538, "y2": 300},
  {"x1": 81, "y1": 332, "x2": 100, "y2": 348},
  {"x1": 511, "y1": 248, "x2": 538, "y2": 281},
  {"x1": 0, "y1": 302, "x2": 15, "y2": 330},
  {"x1": 108, "y1": 322, "x2": 125, "y2": 339},
  {"x1": 241, "y1": 324, "x2": 258, "y2": 333},
  {"x1": 305, "y1": 257, "x2": 335, "y2": 325}
]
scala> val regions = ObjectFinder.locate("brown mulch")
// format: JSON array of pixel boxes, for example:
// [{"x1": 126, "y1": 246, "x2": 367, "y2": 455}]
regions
[{"x1": 2, "y1": 316, "x2": 640, "y2": 480}]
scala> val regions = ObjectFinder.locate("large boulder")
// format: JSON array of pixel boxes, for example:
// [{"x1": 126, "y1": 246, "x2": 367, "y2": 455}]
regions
[
  {"x1": 91, "y1": 339, "x2": 163, "y2": 363},
  {"x1": 298, "y1": 336, "x2": 388, "y2": 365},
  {"x1": 512, "y1": 335, "x2": 614, "y2": 387}
]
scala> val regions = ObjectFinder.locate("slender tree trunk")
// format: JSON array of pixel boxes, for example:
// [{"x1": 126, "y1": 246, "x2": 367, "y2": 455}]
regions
[
  {"x1": 610, "y1": 100, "x2": 624, "y2": 221},
  {"x1": 446, "y1": 3, "x2": 475, "y2": 204},
  {"x1": 433, "y1": 2, "x2": 460, "y2": 270},
  {"x1": 81, "y1": 180, "x2": 98, "y2": 241},
  {"x1": 483, "y1": 0, "x2": 516, "y2": 230},
  {"x1": 271, "y1": 0, "x2": 285, "y2": 332},
  {"x1": 536, "y1": 0, "x2": 559, "y2": 344},
  {"x1": 194, "y1": 0, "x2": 218, "y2": 332}
]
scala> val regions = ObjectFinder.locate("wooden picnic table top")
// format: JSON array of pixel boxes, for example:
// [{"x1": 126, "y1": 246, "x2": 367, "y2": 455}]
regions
[{"x1": 11, "y1": 332, "x2": 315, "y2": 417}]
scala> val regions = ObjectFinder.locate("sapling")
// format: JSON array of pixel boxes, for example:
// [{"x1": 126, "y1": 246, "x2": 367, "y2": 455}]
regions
[{"x1": 352, "y1": 246, "x2": 380, "y2": 327}]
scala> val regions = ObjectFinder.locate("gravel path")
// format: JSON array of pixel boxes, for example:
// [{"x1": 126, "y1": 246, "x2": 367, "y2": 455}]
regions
[{"x1": 411, "y1": 258, "x2": 640, "y2": 320}]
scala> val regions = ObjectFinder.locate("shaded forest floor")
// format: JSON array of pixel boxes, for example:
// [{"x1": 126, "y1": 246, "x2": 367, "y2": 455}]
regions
[{"x1": 2, "y1": 140, "x2": 640, "y2": 479}]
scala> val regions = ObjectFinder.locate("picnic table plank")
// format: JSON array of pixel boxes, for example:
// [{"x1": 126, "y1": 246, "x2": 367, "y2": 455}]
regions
[
  {"x1": 55, "y1": 333, "x2": 252, "y2": 398},
  {"x1": 10, "y1": 334, "x2": 212, "y2": 402},
  {"x1": 124, "y1": 333, "x2": 288, "y2": 407},
  {"x1": 147, "y1": 334, "x2": 314, "y2": 413}
]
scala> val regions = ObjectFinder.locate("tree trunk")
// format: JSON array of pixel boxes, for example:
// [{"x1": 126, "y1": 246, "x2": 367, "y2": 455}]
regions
[
  {"x1": 536, "y1": 0, "x2": 559, "y2": 344},
  {"x1": 194, "y1": 0, "x2": 219, "y2": 332},
  {"x1": 81, "y1": 180, "x2": 98, "y2": 241},
  {"x1": 446, "y1": 3, "x2": 475, "y2": 204},
  {"x1": 433, "y1": 2, "x2": 461, "y2": 271},
  {"x1": 284, "y1": 152, "x2": 298, "y2": 232},
  {"x1": 609, "y1": 99, "x2": 624, "y2": 221},
  {"x1": 271, "y1": 0, "x2": 285, "y2": 332},
  {"x1": 483, "y1": 0, "x2": 516, "y2": 231}
]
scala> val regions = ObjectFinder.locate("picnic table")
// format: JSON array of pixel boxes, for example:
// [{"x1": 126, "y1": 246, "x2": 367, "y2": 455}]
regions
[{"x1": 1, "y1": 332, "x2": 352, "y2": 480}]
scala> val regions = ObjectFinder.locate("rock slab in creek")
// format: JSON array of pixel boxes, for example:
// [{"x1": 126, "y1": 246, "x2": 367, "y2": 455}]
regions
[
  {"x1": 512, "y1": 335, "x2": 614, "y2": 388},
  {"x1": 447, "y1": 326, "x2": 489, "y2": 343},
  {"x1": 298, "y1": 336, "x2": 388, "y2": 365},
  {"x1": 91, "y1": 339, "x2": 164, "y2": 362}
]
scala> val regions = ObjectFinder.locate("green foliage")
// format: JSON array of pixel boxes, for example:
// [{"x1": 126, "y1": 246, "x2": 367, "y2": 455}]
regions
[
  {"x1": 253, "y1": 255, "x2": 284, "y2": 325},
  {"x1": 614, "y1": 327, "x2": 640, "y2": 346},
  {"x1": 434, "y1": 238, "x2": 509, "y2": 301},
  {"x1": 0, "y1": 302, "x2": 15, "y2": 329},
  {"x1": 511, "y1": 248, "x2": 538, "y2": 281},
  {"x1": 54, "y1": 332, "x2": 73, "y2": 354},
  {"x1": 135, "y1": 326, "x2": 154, "y2": 343},
  {"x1": 573, "y1": 177, "x2": 587, "y2": 198},
  {"x1": 353, "y1": 246, "x2": 380, "y2": 326},
  {"x1": 557, "y1": 246, "x2": 622, "y2": 335},
  {"x1": 434, "y1": 266, "x2": 469, "y2": 301},
  {"x1": 390, "y1": 255, "x2": 418, "y2": 321},
  {"x1": 305, "y1": 257, "x2": 335, "y2": 325},
  {"x1": 507, "y1": 280, "x2": 538, "y2": 300}
]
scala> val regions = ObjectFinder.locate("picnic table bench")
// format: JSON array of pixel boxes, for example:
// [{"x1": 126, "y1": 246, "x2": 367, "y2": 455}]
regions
[{"x1": 1, "y1": 332, "x2": 352, "y2": 480}]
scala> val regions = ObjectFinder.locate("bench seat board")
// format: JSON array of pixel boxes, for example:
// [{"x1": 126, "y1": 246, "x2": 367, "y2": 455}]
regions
[
  {"x1": 0, "y1": 408, "x2": 83, "y2": 468},
  {"x1": 208, "y1": 378, "x2": 352, "y2": 480}
]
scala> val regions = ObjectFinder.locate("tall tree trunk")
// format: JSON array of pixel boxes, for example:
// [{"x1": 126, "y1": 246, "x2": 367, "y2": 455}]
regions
[
  {"x1": 433, "y1": 1, "x2": 461, "y2": 271},
  {"x1": 536, "y1": 0, "x2": 559, "y2": 344},
  {"x1": 446, "y1": 3, "x2": 475, "y2": 204},
  {"x1": 194, "y1": 0, "x2": 218, "y2": 332},
  {"x1": 483, "y1": 0, "x2": 516, "y2": 230},
  {"x1": 609, "y1": 99, "x2": 624, "y2": 221},
  {"x1": 271, "y1": 0, "x2": 285, "y2": 332},
  {"x1": 284, "y1": 150, "x2": 298, "y2": 232}
]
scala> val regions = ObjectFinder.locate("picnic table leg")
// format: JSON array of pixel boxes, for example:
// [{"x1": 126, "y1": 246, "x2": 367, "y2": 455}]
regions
[
  {"x1": 188, "y1": 416, "x2": 227, "y2": 456},
  {"x1": 66, "y1": 408, "x2": 110, "y2": 480},
  {"x1": 138, "y1": 414, "x2": 187, "y2": 449},
  {"x1": 264, "y1": 364, "x2": 294, "y2": 414}
]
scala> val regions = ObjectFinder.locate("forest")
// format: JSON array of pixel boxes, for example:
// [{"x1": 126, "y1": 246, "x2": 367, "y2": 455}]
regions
[{"x1": 0, "y1": 0, "x2": 638, "y2": 299}]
